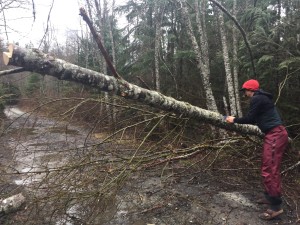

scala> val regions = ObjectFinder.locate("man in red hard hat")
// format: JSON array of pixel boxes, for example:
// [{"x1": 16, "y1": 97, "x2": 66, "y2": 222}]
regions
[{"x1": 226, "y1": 79, "x2": 288, "y2": 220}]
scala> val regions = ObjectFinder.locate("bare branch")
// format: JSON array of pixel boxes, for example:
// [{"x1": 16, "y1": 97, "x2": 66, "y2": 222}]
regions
[
  {"x1": 31, "y1": 0, "x2": 36, "y2": 21},
  {"x1": 38, "y1": 0, "x2": 54, "y2": 49},
  {"x1": 0, "y1": 0, "x2": 9, "y2": 41},
  {"x1": 282, "y1": 161, "x2": 300, "y2": 174}
]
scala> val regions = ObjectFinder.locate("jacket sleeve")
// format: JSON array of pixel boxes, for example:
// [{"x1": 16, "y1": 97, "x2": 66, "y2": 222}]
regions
[{"x1": 234, "y1": 96, "x2": 261, "y2": 124}]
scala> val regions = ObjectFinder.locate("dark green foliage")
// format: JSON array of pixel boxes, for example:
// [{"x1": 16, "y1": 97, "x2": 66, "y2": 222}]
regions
[
  {"x1": 0, "y1": 82, "x2": 21, "y2": 105},
  {"x1": 25, "y1": 73, "x2": 41, "y2": 96}
]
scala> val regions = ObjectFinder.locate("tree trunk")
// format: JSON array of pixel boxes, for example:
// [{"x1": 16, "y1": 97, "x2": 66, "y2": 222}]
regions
[
  {"x1": 232, "y1": 0, "x2": 243, "y2": 117},
  {"x1": 109, "y1": 0, "x2": 117, "y2": 124},
  {"x1": 180, "y1": 0, "x2": 218, "y2": 112},
  {"x1": 217, "y1": 9, "x2": 237, "y2": 116},
  {"x1": 2, "y1": 44, "x2": 263, "y2": 138},
  {"x1": 154, "y1": 0, "x2": 164, "y2": 92}
]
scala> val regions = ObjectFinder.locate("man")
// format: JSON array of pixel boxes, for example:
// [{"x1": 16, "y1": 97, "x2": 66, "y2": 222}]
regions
[{"x1": 226, "y1": 79, "x2": 288, "y2": 220}]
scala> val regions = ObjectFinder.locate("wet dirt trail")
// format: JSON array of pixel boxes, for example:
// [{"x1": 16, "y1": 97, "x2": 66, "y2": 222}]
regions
[{"x1": 0, "y1": 106, "x2": 297, "y2": 225}]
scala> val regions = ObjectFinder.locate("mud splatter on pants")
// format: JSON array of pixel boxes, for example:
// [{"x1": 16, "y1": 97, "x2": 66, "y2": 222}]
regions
[{"x1": 262, "y1": 125, "x2": 288, "y2": 210}]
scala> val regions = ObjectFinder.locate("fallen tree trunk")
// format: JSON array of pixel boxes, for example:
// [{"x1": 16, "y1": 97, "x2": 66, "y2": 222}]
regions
[
  {"x1": 0, "y1": 193, "x2": 25, "y2": 214},
  {"x1": 2, "y1": 44, "x2": 263, "y2": 138}
]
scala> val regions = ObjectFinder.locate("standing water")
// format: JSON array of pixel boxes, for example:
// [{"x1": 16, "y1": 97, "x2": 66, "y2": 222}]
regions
[
  {"x1": 4, "y1": 106, "x2": 84, "y2": 186},
  {"x1": 2, "y1": 106, "x2": 90, "y2": 224}
]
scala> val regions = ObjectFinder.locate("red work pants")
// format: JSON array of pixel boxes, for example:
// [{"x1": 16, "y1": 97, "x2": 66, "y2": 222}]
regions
[{"x1": 261, "y1": 125, "x2": 288, "y2": 198}]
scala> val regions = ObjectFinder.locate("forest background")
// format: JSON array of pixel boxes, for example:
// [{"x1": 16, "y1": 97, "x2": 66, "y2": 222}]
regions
[{"x1": 0, "y1": 0, "x2": 299, "y2": 224}]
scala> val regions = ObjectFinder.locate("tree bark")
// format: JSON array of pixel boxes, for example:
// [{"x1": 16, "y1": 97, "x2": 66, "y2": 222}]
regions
[
  {"x1": 154, "y1": 0, "x2": 165, "y2": 92},
  {"x1": 217, "y1": 9, "x2": 237, "y2": 116},
  {"x1": 2, "y1": 44, "x2": 264, "y2": 138},
  {"x1": 232, "y1": 0, "x2": 243, "y2": 117},
  {"x1": 109, "y1": 0, "x2": 117, "y2": 124}
]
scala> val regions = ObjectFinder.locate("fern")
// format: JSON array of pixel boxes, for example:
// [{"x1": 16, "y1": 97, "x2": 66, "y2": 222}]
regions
[
  {"x1": 257, "y1": 55, "x2": 274, "y2": 65},
  {"x1": 278, "y1": 57, "x2": 300, "y2": 70}
]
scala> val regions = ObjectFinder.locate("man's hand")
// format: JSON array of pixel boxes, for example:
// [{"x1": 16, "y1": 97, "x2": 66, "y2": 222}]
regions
[{"x1": 226, "y1": 116, "x2": 235, "y2": 123}]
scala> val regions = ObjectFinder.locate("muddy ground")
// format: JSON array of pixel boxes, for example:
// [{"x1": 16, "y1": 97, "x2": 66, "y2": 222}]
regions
[{"x1": 0, "y1": 107, "x2": 299, "y2": 225}]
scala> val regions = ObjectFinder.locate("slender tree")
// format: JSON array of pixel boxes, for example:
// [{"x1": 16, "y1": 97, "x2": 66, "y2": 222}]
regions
[
  {"x1": 178, "y1": 0, "x2": 218, "y2": 112},
  {"x1": 232, "y1": 0, "x2": 242, "y2": 117},
  {"x1": 154, "y1": 0, "x2": 164, "y2": 92},
  {"x1": 216, "y1": 8, "x2": 236, "y2": 116}
]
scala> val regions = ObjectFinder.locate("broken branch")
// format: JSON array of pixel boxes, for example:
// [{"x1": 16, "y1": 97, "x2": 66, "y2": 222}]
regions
[{"x1": 79, "y1": 7, "x2": 122, "y2": 80}]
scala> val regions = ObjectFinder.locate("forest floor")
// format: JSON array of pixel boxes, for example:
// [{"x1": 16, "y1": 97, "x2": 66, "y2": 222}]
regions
[{"x1": 0, "y1": 105, "x2": 299, "y2": 225}]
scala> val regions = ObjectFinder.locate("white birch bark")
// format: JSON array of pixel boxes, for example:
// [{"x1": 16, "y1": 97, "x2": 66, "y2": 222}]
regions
[
  {"x1": 232, "y1": 0, "x2": 243, "y2": 117},
  {"x1": 2, "y1": 45, "x2": 264, "y2": 138},
  {"x1": 154, "y1": 0, "x2": 164, "y2": 92},
  {"x1": 109, "y1": 0, "x2": 117, "y2": 124},
  {"x1": 154, "y1": 3, "x2": 160, "y2": 92},
  {"x1": 102, "y1": 0, "x2": 111, "y2": 123},
  {"x1": 217, "y1": 10, "x2": 237, "y2": 116},
  {"x1": 180, "y1": 0, "x2": 218, "y2": 112}
]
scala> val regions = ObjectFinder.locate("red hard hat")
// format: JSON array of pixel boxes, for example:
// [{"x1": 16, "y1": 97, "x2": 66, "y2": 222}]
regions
[{"x1": 240, "y1": 79, "x2": 259, "y2": 91}]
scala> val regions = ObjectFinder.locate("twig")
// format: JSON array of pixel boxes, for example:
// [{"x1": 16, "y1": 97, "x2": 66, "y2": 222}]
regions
[
  {"x1": 142, "y1": 146, "x2": 210, "y2": 169},
  {"x1": 281, "y1": 161, "x2": 300, "y2": 174},
  {"x1": 38, "y1": 0, "x2": 54, "y2": 49},
  {"x1": 0, "y1": 1, "x2": 9, "y2": 41},
  {"x1": 139, "y1": 203, "x2": 164, "y2": 214}
]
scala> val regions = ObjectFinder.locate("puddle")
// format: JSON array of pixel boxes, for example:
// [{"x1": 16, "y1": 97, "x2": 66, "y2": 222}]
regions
[
  {"x1": 2, "y1": 106, "x2": 90, "y2": 223},
  {"x1": 3, "y1": 107, "x2": 87, "y2": 187}
]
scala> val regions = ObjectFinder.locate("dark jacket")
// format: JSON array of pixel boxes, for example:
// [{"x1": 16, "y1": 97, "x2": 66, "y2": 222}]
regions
[{"x1": 234, "y1": 89, "x2": 282, "y2": 133}]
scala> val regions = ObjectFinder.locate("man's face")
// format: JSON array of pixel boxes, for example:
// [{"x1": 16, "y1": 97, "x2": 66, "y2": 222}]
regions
[{"x1": 243, "y1": 89, "x2": 254, "y2": 98}]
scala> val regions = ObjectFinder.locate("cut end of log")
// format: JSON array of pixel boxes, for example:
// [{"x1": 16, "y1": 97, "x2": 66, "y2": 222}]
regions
[
  {"x1": 2, "y1": 44, "x2": 14, "y2": 66},
  {"x1": 3, "y1": 52, "x2": 11, "y2": 65}
]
